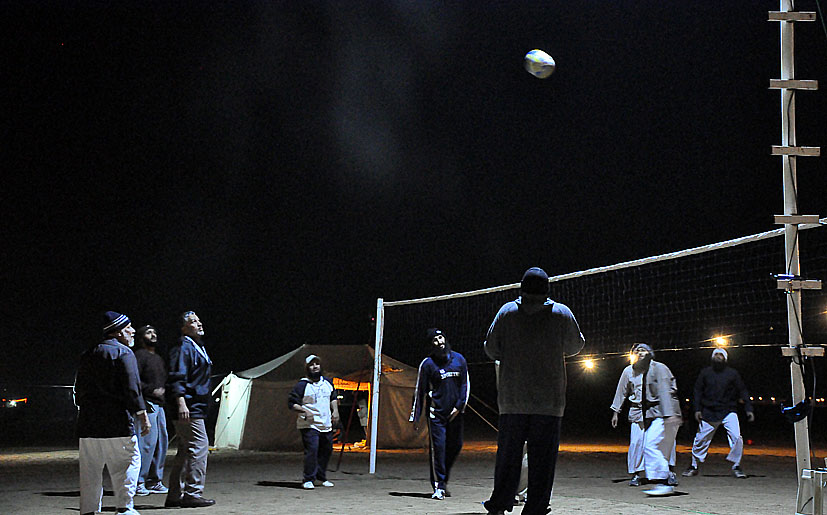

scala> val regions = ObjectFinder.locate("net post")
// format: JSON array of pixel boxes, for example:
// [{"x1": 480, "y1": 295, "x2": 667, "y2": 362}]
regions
[{"x1": 369, "y1": 297, "x2": 384, "y2": 474}]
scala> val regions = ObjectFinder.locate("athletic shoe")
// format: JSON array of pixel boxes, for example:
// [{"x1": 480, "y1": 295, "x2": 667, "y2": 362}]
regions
[
  {"x1": 431, "y1": 488, "x2": 445, "y2": 500},
  {"x1": 134, "y1": 483, "x2": 150, "y2": 496},
  {"x1": 146, "y1": 482, "x2": 169, "y2": 494},
  {"x1": 116, "y1": 508, "x2": 141, "y2": 515},
  {"x1": 643, "y1": 484, "x2": 674, "y2": 496},
  {"x1": 667, "y1": 471, "x2": 679, "y2": 486},
  {"x1": 681, "y1": 465, "x2": 699, "y2": 477},
  {"x1": 629, "y1": 474, "x2": 641, "y2": 487},
  {"x1": 732, "y1": 466, "x2": 747, "y2": 479},
  {"x1": 302, "y1": 481, "x2": 315, "y2": 489},
  {"x1": 321, "y1": 480, "x2": 334, "y2": 487}
]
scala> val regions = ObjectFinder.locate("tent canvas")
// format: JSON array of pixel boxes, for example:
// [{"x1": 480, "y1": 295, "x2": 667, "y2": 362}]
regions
[{"x1": 214, "y1": 344, "x2": 426, "y2": 450}]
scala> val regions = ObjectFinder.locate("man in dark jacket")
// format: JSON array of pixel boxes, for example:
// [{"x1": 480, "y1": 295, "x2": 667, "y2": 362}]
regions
[
  {"x1": 409, "y1": 328, "x2": 469, "y2": 500},
  {"x1": 482, "y1": 267, "x2": 585, "y2": 515},
  {"x1": 133, "y1": 325, "x2": 169, "y2": 496},
  {"x1": 165, "y1": 311, "x2": 215, "y2": 508},
  {"x1": 75, "y1": 311, "x2": 150, "y2": 515},
  {"x1": 682, "y1": 348, "x2": 754, "y2": 479}
]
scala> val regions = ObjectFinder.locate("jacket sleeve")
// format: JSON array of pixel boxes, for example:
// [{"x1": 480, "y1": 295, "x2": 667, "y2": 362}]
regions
[
  {"x1": 693, "y1": 369, "x2": 705, "y2": 413},
  {"x1": 484, "y1": 308, "x2": 505, "y2": 361},
  {"x1": 167, "y1": 344, "x2": 190, "y2": 400},
  {"x1": 610, "y1": 368, "x2": 629, "y2": 412},
  {"x1": 735, "y1": 370, "x2": 753, "y2": 413},
  {"x1": 409, "y1": 359, "x2": 429, "y2": 422},
  {"x1": 559, "y1": 304, "x2": 586, "y2": 357},
  {"x1": 288, "y1": 381, "x2": 306, "y2": 409},
  {"x1": 655, "y1": 363, "x2": 680, "y2": 418},
  {"x1": 456, "y1": 354, "x2": 470, "y2": 412},
  {"x1": 118, "y1": 350, "x2": 147, "y2": 414}
]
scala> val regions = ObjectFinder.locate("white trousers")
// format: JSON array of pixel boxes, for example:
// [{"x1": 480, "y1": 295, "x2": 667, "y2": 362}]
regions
[
  {"x1": 79, "y1": 435, "x2": 140, "y2": 514},
  {"x1": 629, "y1": 421, "x2": 675, "y2": 474},
  {"x1": 690, "y1": 412, "x2": 743, "y2": 467},
  {"x1": 642, "y1": 417, "x2": 680, "y2": 481}
]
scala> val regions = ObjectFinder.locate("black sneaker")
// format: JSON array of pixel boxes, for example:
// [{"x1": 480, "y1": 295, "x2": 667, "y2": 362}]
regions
[{"x1": 732, "y1": 466, "x2": 747, "y2": 479}]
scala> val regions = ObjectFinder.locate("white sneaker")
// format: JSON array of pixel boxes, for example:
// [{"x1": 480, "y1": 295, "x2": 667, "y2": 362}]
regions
[
  {"x1": 321, "y1": 480, "x2": 334, "y2": 487},
  {"x1": 431, "y1": 488, "x2": 445, "y2": 500},
  {"x1": 302, "y1": 481, "x2": 315, "y2": 489},
  {"x1": 643, "y1": 484, "x2": 674, "y2": 496},
  {"x1": 134, "y1": 483, "x2": 150, "y2": 496}
]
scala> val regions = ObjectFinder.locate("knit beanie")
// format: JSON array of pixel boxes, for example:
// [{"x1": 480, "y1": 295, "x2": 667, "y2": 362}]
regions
[
  {"x1": 103, "y1": 311, "x2": 131, "y2": 335},
  {"x1": 520, "y1": 267, "x2": 549, "y2": 295}
]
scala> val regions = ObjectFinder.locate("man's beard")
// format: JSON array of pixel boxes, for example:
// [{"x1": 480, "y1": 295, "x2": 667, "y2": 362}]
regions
[
  {"x1": 308, "y1": 369, "x2": 323, "y2": 381},
  {"x1": 632, "y1": 356, "x2": 650, "y2": 372},
  {"x1": 712, "y1": 360, "x2": 726, "y2": 371},
  {"x1": 431, "y1": 342, "x2": 452, "y2": 366}
]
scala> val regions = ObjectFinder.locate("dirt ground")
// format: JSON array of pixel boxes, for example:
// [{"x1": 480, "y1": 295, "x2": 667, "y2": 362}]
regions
[{"x1": 0, "y1": 440, "x2": 814, "y2": 515}]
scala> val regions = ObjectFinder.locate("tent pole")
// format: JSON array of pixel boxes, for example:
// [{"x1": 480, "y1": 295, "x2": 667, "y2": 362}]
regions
[{"x1": 369, "y1": 298, "x2": 385, "y2": 474}]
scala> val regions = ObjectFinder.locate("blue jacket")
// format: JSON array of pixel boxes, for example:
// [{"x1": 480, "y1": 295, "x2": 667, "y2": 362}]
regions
[
  {"x1": 409, "y1": 351, "x2": 469, "y2": 423},
  {"x1": 167, "y1": 336, "x2": 212, "y2": 419},
  {"x1": 75, "y1": 338, "x2": 146, "y2": 438}
]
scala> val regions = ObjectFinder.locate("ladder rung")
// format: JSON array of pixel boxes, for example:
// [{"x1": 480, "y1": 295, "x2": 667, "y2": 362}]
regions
[
  {"x1": 772, "y1": 146, "x2": 821, "y2": 156},
  {"x1": 777, "y1": 279, "x2": 823, "y2": 290},
  {"x1": 770, "y1": 79, "x2": 818, "y2": 90},
  {"x1": 775, "y1": 215, "x2": 822, "y2": 225},
  {"x1": 768, "y1": 11, "x2": 817, "y2": 21}
]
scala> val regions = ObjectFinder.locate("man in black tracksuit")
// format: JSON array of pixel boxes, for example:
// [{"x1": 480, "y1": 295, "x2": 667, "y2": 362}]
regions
[{"x1": 409, "y1": 328, "x2": 470, "y2": 500}]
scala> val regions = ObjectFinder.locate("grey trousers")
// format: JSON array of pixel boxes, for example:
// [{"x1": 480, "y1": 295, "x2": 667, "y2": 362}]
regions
[{"x1": 167, "y1": 418, "x2": 209, "y2": 500}]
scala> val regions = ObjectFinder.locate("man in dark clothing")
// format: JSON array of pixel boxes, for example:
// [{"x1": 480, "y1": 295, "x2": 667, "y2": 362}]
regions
[
  {"x1": 133, "y1": 325, "x2": 169, "y2": 496},
  {"x1": 482, "y1": 267, "x2": 585, "y2": 515},
  {"x1": 75, "y1": 311, "x2": 150, "y2": 515},
  {"x1": 409, "y1": 328, "x2": 470, "y2": 500},
  {"x1": 165, "y1": 311, "x2": 215, "y2": 508},
  {"x1": 683, "y1": 347, "x2": 754, "y2": 479}
]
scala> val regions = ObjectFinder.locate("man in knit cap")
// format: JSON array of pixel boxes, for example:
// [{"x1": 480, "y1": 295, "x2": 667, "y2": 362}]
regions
[
  {"x1": 75, "y1": 311, "x2": 150, "y2": 515},
  {"x1": 409, "y1": 328, "x2": 470, "y2": 500},
  {"x1": 682, "y1": 347, "x2": 754, "y2": 479},
  {"x1": 482, "y1": 267, "x2": 585, "y2": 515}
]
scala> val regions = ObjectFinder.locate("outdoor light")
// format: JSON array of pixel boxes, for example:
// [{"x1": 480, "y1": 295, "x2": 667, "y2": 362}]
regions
[
  {"x1": 583, "y1": 359, "x2": 595, "y2": 370},
  {"x1": 714, "y1": 336, "x2": 729, "y2": 347}
]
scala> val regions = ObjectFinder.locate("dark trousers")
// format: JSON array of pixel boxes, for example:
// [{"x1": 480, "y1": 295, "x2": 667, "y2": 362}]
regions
[
  {"x1": 300, "y1": 428, "x2": 333, "y2": 482},
  {"x1": 484, "y1": 414, "x2": 562, "y2": 515},
  {"x1": 428, "y1": 414, "x2": 463, "y2": 490}
]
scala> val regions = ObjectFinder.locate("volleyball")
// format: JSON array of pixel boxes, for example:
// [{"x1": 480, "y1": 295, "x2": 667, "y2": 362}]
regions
[{"x1": 524, "y1": 49, "x2": 555, "y2": 79}]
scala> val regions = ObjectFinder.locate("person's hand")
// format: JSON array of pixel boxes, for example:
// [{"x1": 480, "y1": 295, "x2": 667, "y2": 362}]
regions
[
  {"x1": 448, "y1": 408, "x2": 459, "y2": 422},
  {"x1": 611, "y1": 411, "x2": 619, "y2": 428},
  {"x1": 152, "y1": 387, "x2": 165, "y2": 397},
  {"x1": 694, "y1": 411, "x2": 702, "y2": 423},
  {"x1": 139, "y1": 411, "x2": 151, "y2": 436},
  {"x1": 746, "y1": 411, "x2": 755, "y2": 423},
  {"x1": 178, "y1": 397, "x2": 190, "y2": 421}
]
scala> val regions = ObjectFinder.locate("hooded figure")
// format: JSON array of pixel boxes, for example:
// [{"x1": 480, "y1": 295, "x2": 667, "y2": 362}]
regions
[{"x1": 482, "y1": 267, "x2": 585, "y2": 515}]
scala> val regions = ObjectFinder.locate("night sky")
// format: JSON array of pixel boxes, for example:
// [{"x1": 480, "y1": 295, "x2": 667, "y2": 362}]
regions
[{"x1": 4, "y1": 1, "x2": 827, "y2": 390}]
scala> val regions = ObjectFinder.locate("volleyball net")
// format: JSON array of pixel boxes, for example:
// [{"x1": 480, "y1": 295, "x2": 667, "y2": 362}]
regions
[{"x1": 376, "y1": 220, "x2": 827, "y2": 368}]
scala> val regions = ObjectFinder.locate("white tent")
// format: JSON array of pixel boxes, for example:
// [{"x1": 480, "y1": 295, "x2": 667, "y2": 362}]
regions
[{"x1": 214, "y1": 344, "x2": 426, "y2": 450}]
